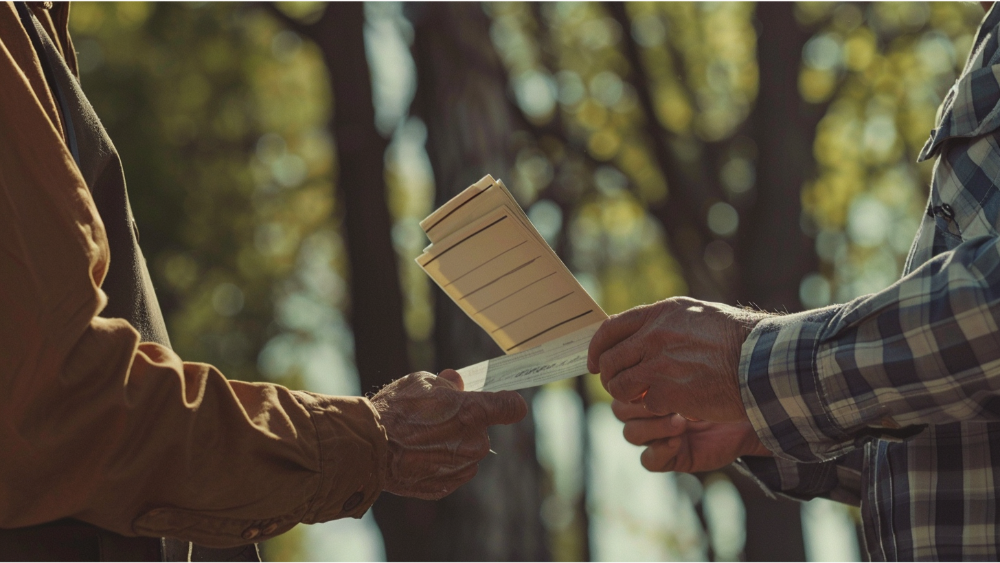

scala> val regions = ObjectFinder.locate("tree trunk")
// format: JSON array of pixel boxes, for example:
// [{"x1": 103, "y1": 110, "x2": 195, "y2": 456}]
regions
[
  {"x1": 738, "y1": 3, "x2": 822, "y2": 312},
  {"x1": 727, "y1": 4, "x2": 823, "y2": 561},
  {"x1": 307, "y1": 4, "x2": 411, "y2": 394},
  {"x1": 295, "y1": 4, "x2": 424, "y2": 560},
  {"x1": 393, "y1": 3, "x2": 549, "y2": 560}
]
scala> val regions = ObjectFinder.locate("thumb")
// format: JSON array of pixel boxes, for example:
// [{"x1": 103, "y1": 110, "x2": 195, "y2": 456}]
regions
[{"x1": 474, "y1": 390, "x2": 528, "y2": 426}]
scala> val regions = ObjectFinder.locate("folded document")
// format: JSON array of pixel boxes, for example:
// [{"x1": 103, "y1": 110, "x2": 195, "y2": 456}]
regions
[{"x1": 416, "y1": 175, "x2": 608, "y2": 391}]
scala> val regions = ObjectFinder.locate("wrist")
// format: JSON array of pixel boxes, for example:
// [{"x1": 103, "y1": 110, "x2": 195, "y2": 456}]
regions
[
  {"x1": 372, "y1": 399, "x2": 401, "y2": 492},
  {"x1": 725, "y1": 310, "x2": 765, "y2": 423},
  {"x1": 742, "y1": 435, "x2": 774, "y2": 457}
]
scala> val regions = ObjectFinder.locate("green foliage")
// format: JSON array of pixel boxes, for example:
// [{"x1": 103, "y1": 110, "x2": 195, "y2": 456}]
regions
[
  {"x1": 71, "y1": 2, "x2": 339, "y2": 386},
  {"x1": 798, "y1": 2, "x2": 984, "y2": 306}
]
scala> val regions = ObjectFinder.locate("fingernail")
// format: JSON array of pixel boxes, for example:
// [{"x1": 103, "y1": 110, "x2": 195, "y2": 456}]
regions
[
  {"x1": 489, "y1": 449, "x2": 497, "y2": 455},
  {"x1": 671, "y1": 415, "x2": 683, "y2": 427}
]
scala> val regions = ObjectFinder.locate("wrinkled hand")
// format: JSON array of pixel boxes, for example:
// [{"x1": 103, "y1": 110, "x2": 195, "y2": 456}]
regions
[
  {"x1": 371, "y1": 370, "x2": 527, "y2": 500},
  {"x1": 587, "y1": 297, "x2": 769, "y2": 423},
  {"x1": 612, "y1": 400, "x2": 772, "y2": 473}
]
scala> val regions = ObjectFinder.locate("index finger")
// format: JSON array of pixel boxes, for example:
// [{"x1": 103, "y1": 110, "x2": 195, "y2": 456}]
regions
[
  {"x1": 469, "y1": 390, "x2": 528, "y2": 426},
  {"x1": 587, "y1": 307, "x2": 651, "y2": 374}
]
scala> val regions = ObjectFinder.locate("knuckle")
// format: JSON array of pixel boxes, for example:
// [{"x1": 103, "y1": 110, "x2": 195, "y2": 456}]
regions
[
  {"x1": 598, "y1": 352, "x2": 615, "y2": 376},
  {"x1": 403, "y1": 372, "x2": 425, "y2": 383},
  {"x1": 606, "y1": 373, "x2": 635, "y2": 400}
]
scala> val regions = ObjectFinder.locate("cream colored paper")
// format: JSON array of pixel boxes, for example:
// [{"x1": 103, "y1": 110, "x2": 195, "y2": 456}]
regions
[{"x1": 417, "y1": 175, "x2": 607, "y2": 355}]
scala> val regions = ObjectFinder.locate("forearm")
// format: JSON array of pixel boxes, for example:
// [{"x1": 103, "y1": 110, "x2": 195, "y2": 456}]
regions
[{"x1": 0, "y1": 317, "x2": 387, "y2": 547}]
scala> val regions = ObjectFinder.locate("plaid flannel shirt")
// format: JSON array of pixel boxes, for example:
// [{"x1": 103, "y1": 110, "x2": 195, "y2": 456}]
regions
[{"x1": 736, "y1": 5, "x2": 1000, "y2": 561}]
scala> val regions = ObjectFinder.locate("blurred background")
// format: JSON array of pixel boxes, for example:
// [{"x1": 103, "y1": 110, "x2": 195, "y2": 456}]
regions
[{"x1": 68, "y1": 1, "x2": 986, "y2": 561}]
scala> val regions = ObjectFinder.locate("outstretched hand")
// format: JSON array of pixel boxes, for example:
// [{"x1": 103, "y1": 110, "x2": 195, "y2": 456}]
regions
[
  {"x1": 587, "y1": 297, "x2": 768, "y2": 423},
  {"x1": 371, "y1": 370, "x2": 527, "y2": 500},
  {"x1": 612, "y1": 400, "x2": 772, "y2": 473}
]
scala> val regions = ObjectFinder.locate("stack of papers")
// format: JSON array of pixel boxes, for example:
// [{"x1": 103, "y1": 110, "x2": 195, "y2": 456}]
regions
[{"x1": 417, "y1": 175, "x2": 607, "y2": 391}]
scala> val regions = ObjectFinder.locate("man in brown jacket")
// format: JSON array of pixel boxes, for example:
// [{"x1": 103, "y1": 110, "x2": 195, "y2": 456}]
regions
[{"x1": 0, "y1": 2, "x2": 528, "y2": 560}]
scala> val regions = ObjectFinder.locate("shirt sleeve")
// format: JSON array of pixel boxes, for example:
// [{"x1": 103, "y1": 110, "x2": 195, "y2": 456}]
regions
[
  {"x1": 0, "y1": 23, "x2": 386, "y2": 548},
  {"x1": 739, "y1": 231, "x2": 1000, "y2": 463}
]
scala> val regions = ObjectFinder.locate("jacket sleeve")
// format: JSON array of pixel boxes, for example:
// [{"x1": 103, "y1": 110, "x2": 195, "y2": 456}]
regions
[{"x1": 0, "y1": 20, "x2": 386, "y2": 548}]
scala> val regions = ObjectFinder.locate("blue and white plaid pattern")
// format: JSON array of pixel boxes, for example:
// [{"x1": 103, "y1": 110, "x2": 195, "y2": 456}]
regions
[{"x1": 736, "y1": 5, "x2": 1000, "y2": 560}]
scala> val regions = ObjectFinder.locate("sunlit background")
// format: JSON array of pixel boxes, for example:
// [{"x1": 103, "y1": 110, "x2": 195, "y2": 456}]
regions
[{"x1": 68, "y1": 2, "x2": 986, "y2": 561}]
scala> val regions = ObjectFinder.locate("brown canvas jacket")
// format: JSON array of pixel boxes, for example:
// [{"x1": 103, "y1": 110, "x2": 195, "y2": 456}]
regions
[{"x1": 0, "y1": 1, "x2": 388, "y2": 548}]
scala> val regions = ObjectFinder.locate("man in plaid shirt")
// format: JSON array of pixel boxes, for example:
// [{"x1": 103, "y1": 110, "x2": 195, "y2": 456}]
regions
[{"x1": 588, "y1": 4, "x2": 1000, "y2": 560}]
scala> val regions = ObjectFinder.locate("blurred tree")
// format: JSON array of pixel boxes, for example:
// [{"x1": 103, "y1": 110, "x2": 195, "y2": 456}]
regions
[
  {"x1": 264, "y1": 3, "x2": 491, "y2": 562},
  {"x1": 69, "y1": 1, "x2": 344, "y2": 395},
  {"x1": 405, "y1": 3, "x2": 550, "y2": 560}
]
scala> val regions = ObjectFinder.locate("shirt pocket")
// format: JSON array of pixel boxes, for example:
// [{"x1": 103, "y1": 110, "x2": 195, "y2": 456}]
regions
[
  {"x1": 132, "y1": 506, "x2": 299, "y2": 548},
  {"x1": 929, "y1": 133, "x2": 1000, "y2": 243}
]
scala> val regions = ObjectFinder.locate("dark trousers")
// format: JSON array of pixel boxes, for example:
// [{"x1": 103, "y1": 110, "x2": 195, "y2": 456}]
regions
[
  {"x1": 0, "y1": 519, "x2": 260, "y2": 562},
  {"x1": 0, "y1": 519, "x2": 160, "y2": 561}
]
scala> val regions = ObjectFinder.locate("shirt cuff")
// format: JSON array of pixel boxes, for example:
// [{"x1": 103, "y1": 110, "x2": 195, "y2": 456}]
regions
[
  {"x1": 733, "y1": 451, "x2": 863, "y2": 506},
  {"x1": 292, "y1": 392, "x2": 387, "y2": 523},
  {"x1": 738, "y1": 306, "x2": 852, "y2": 463},
  {"x1": 733, "y1": 455, "x2": 828, "y2": 500}
]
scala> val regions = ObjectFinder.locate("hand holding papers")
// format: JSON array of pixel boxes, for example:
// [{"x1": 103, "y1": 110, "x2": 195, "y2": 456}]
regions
[{"x1": 417, "y1": 175, "x2": 608, "y2": 391}]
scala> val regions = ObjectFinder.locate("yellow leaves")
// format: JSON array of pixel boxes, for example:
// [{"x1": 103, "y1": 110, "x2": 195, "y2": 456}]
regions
[
  {"x1": 843, "y1": 29, "x2": 876, "y2": 71},
  {"x1": 588, "y1": 129, "x2": 622, "y2": 160},
  {"x1": 618, "y1": 142, "x2": 667, "y2": 204},
  {"x1": 800, "y1": 67, "x2": 838, "y2": 104},
  {"x1": 798, "y1": 2, "x2": 990, "y2": 304},
  {"x1": 114, "y1": 2, "x2": 152, "y2": 29},
  {"x1": 69, "y1": 3, "x2": 106, "y2": 34},
  {"x1": 655, "y1": 84, "x2": 693, "y2": 133},
  {"x1": 291, "y1": 187, "x2": 333, "y2": 230},
  {"x1": 576, "y1": 98, "x2": 608, "y2": 130},
  {"x1": 599, "y1": 245, "x2": 685, "y2": 316},
  {"x1": 588, "y1": 196, "x2": 642, "y2": 238}
]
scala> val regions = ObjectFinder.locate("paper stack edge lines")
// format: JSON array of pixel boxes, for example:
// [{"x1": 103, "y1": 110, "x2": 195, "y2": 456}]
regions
[{"x1": 416, "y1": 175, "x2": 608, "y2": 358}]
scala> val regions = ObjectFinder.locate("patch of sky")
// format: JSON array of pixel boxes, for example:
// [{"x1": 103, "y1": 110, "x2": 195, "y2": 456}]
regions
[
  {"x1": 588, "y1": 403, "x2": 705, "y2": 560},
  {"x1": 365, "y1": 2, "x2": 417, "y2": 136}
]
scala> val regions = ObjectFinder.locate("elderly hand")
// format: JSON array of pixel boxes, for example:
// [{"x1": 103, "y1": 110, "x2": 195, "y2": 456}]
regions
[
  {"x1": 371, "y1": 370, "x2": 527, "y2": 500},
  {"x1": 612, "y1": 399, "x2": 771, "y2": 473},
  {"x1": 587, "y1": 297, "x2": 768, "y2": 423}
]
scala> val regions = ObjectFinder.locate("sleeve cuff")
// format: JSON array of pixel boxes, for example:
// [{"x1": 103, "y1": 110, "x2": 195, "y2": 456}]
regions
[
  {"x1": 733, "y1": 455, "x2": 831, "y2": 501},
  {"x1": 739, "y1": 306, "x2": 853, "y2": 463},
  {"x1": 292, "y1": 392, "x2": 388, "y2": 523},
  {"x1": 734, "y1": 449, "x2": 864, "y2": 506}
]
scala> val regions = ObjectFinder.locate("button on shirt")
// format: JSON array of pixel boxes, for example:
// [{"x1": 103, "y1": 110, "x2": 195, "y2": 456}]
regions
[{"x1": 736, "y1": 5, "x2": 1000, "y2": 561}]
